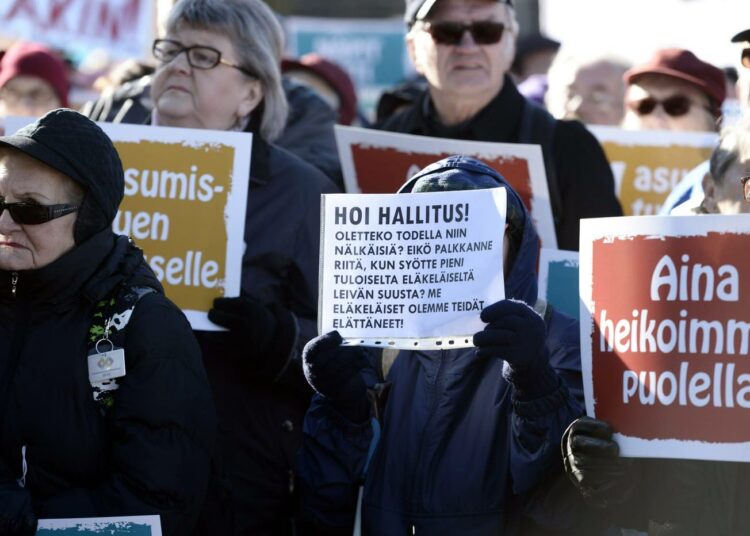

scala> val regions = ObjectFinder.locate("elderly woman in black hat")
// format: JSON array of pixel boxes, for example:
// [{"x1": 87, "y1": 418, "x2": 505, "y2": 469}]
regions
[{"x1": 0, "y1": 109, "x2": 215, "y2": 535}]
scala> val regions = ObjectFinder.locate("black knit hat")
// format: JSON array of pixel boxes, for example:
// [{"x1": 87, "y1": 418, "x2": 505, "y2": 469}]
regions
[{"x1": 0, "y1": 108, "x2": 124, "y2": 243}]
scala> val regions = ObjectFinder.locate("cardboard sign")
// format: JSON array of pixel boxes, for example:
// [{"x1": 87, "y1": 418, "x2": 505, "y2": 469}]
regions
[
  {"x1": 538, "y1": 248, "x2": 579, "y2": 320},
  {"x1": 285, "y1": 17, "x2": 412, "y2": 118},
  {"x1": 580, "y1": 215, "x2": 750, "y2": 462},
  {"x1": 319, "y1": 189, "x2": 506, "y2": 349},
  {"x1": 0, "y1": 0, "x2": 154, "y2": 59},
  {"x1": 589, "y1": 126, "x2": 717, "y2": 217},
  {"x1": 6, "y1": 117, "x2": 251, "y2": 330},
  {"x1": 335, "y1": 125, "x2": 558, "y2": 249},
  {"x1": 38, "y1": 515, "x2": 161, "y2": 535}
]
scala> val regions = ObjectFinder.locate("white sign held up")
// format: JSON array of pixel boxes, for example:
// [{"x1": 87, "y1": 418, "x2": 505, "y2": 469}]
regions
[{"x1": 319, "y1": 188, "x2": 506, "y2": 349}]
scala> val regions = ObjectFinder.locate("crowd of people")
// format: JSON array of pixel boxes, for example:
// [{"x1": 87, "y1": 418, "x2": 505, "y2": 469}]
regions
[{"x1": 0, "y1": 0, "x2": 748, "y2": 535}]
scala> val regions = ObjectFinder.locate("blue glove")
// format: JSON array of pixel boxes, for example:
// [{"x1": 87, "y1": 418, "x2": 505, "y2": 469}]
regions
[
  {"x1": 473, "y1": 299, "x2": 559, "y2": 397},
  {"x1": 302, "y1": 331, "x2": 370, "y2": 423},
  {"x1": 0, "y1": 480, "x2": 37, "y2": 536}
]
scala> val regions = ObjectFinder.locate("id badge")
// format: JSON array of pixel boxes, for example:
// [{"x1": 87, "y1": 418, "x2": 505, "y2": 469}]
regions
[{"x1": 88, "y1": 347, "x2": 126, "y2": 384}]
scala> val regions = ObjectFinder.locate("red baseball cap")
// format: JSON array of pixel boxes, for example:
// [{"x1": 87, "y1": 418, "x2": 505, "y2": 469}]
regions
[{"x1": 624, "y1": 48, "x2": 726, "y2": 109}]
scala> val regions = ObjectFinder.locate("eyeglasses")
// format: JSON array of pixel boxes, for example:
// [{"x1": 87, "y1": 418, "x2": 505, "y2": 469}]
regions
[
  {"x1": 0, "y1": 87, "x2": 59, "y2": 107},
  {"x1": 741, "y1": 176, "x2": 750, "y2": 203},
  {"x1": 742, "y1": 48, "x2": 750, "y2": 70},
  {"x1": 419, "y1": 20, "x2": 506, "y2": 45},
  {"x1": 626, "y1": 95, "x2": 711, "y2": 117},
  {"x1": 152, "y1": 39, "x2": 256, "y2": 78},
  {"x1": 0, "y1": 201, "x2": 80, "y2": 225}
]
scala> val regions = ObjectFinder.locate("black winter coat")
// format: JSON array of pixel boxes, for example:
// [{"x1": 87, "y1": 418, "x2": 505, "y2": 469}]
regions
[
  {"x1": 376, "y1": 77, "x2": 623, "y2": 250},
  {"x1": 0, "y1": 230, "x2": 216, "y2": 534}
]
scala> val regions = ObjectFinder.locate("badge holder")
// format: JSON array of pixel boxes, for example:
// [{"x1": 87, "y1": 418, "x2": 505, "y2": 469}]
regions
[{"x1": 87, "y1": 319, "x2": 126, "y2": 403}]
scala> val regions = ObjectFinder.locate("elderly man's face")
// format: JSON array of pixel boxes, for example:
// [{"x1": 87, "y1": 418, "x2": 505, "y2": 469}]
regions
[
  {"x1": 563, "y1": 62, "x2": 626, "y2": 126},
  {"x1": 407, "y1": 0, "x2": 515, "y2": 104},
  {"x1": 622, "y1": 74, "x2": 716, "y2": 132},
  {"x1": 0, "y1": 76, "x2": 62, "y2": 119}
]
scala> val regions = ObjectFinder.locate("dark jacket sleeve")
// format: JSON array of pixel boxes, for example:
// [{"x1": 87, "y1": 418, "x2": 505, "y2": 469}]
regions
[
  {"x1": 34, "y1": 294, "x2": 216, "y2": 536},
  {"x1": 508, "y1": 310, "x2": 585, "y2": 495},
  {"x1": 553, "y1": 120, "x2": 623, "y2": 251}
]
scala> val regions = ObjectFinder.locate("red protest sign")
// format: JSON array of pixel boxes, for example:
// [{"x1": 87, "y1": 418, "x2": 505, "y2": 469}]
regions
[
  {"x1": 581, "y1": 215, "x2": 750, "y2": 462},
  {"x1": 335, "y1": 126, "x2": 557, "y2": 249}
]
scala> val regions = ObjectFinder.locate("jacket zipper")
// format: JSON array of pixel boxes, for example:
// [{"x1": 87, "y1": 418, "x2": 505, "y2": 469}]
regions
[
  {"x1": 11, "y1": 271, "x2": 18, "y2": 298},
  {"x1": 410, "y1": 349, "x2": 448, "y2": 509}
]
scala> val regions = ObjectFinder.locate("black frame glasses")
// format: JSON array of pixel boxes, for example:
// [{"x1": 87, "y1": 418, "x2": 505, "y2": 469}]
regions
[
  {"x1": 0, "y1": 201, "x2": 80, "y2": 225},
  {"x1": 419, "y1": 20, "x2": 506, "y2": 46},
  {"x1": 152, "y1": 39, "x2": 256, "y2": 78},
  {"x1": 741, "y1": 176, "x2": 750, "y2": 203},
  {"x1": 626, "y1": 95, "x2": 711, "y2": 117}
]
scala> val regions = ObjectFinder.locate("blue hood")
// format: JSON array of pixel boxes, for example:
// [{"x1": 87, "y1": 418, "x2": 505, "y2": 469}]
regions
[{"x1": 399, "y1": 155, "x2": 539, "y2": 305}]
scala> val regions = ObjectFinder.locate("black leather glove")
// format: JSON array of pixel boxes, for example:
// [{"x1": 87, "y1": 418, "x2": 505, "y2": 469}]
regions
[
  {"x1": 473, "y1": 299, "x2": 558, "y2": 397},
  {"x1": 0, "y1": 480, "x2": 37, "y2": 536},
  {"x1": 562, "y1": 416, "x2": 638, "y2": 509},
  {"x1": 209, "y1": 296, "x2": 296, "y2": 380},
  {"x1": 302, "y1": 331, "x2": 370, "y2": 423}
]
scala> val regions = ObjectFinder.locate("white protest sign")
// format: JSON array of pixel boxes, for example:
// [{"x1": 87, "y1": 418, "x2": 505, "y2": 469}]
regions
[
  {"x1": 319, "y1": 188, "x2": 506, "y2": 349},
  {"x1": 335, "y1": 125, "x2": 557, "y2": 249},
  {"x1": 0, "y1": 0, "x2": 154, "y2": 59},
  {"x1": 6, "y1": 117, "x2": 251, "y2": 331},
  {"x1": 38, "y1": 515, "x2": 162, "y2": 534},
  {"x1": 580, "y1": 214, "x2": 750, "y2": 462}
]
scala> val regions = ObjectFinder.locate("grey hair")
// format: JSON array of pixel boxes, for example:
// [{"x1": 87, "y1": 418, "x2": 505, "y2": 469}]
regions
[
  {"x1": 166, "y1": 0, "x2": 288, "y2": 141},
  {"x1": 710, "y1": 113, "x2": 750, "y2": 185}
]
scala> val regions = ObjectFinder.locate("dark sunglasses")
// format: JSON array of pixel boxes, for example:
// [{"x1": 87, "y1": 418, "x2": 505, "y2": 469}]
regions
[
  {"x1": 420, "y1": 20, "x2": 506, "y2": 45},
  {"x1": 626, "y1": 95, "x2": 710, "y2": 117},
  {"x1": 152, "y1": 39, "x2": 256, "y2": 78},
  {"x1": 742, "y1": 48, "x2": 750, "y2": 70},
  {"x1": 741, "y1": 176, "x2": 750, "y2": 203},
  {"x1": 0, "y1": 201, "x2": 80, "y2": 225}
]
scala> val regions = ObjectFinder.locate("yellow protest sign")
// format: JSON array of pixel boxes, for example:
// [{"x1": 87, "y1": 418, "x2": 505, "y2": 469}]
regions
[{"x1": 589, "y1": 127, "x2": 717, "y2": 216}]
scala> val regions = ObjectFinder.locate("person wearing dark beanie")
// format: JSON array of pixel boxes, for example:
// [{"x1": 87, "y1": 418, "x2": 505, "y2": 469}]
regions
[{"x1": 0, "y1": 42, "x2": 69, "y2": 120}]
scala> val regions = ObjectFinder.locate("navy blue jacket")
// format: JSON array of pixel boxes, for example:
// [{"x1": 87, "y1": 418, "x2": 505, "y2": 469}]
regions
[{"x1": 298, "y1": 158, "x2": 584, "y2": 535}]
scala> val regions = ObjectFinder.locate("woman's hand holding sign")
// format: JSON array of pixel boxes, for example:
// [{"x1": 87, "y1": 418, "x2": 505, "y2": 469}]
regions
[
  {"x1": 302, "y1": 331, "x2": 370, "y2": 424},
  {"x1": 473, "y1": 299, "x2": 560, "y2": 398}
]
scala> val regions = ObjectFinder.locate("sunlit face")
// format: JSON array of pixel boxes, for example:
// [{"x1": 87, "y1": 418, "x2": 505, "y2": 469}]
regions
[
  {"x1": 622, "y1": 75, "x2": 716, "y2": 132},
  {"x1": 0, "y1": 149, "x2": 81, "y2": 271},
  {"x1": 563, "y1": 62, "x2": 626, "y2": 126},
  {"x1": 150, "y1": 26, "x2": 263, "y2": 130},
  {"x1": 0, "y1": 76, "x2": 62, "y2": 118},
  {"x1": 738, "y1": 45, "x2": 750, "y2": 109},
  {"x1": 703, "y1": 157, "x2": 750, "y2": 215},
  {"x1": 407, "y1": 0, "x2": 516, "y2": 104}
]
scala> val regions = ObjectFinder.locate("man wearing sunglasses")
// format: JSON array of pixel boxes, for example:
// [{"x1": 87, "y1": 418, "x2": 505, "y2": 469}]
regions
[
  {"x1": 376, "y1": 0, "x2": 623, "y2": 251},
  {"x1": 622, "y1": 48, "x2": 725, "y2": 133}
]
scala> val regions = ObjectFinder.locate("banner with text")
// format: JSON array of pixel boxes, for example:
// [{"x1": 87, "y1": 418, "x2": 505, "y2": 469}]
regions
[
  {"x1": 589, "y1": 126, "x2": 717, "y2": 216},
  {"x1": 580, "y1": 215, "x2": 750, "y2": 461},
  {"x1": 7, "y1": 118, "x2": 252, "y2": 331},
  {"x1": 38, "y1": 515, "x2": 161, "y2": 535},
  {"x1": 335, "y1": 125, "x2": 557, "y2": 249},
  {"x1": 538, "y1": 248, "x2": 579, "y2": 320},
  {"x1": 0, "y1": 0, "x2": 154, "y2": 59},
  {"x1": 319, "y1": 188, "x2": 506, "y2": 349}
]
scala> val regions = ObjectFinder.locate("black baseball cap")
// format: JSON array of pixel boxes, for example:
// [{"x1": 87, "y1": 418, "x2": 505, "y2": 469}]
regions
[
  {"x1": 405, "y1": 0, "x2": 513, "y2": 25},
  {"x1": 732, "y1": 28, "x2": 750, "y2": 43}
]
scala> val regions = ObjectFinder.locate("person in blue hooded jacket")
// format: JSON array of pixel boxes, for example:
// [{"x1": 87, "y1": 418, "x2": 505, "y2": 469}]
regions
[{"x1": 297, "y1": 156, "x2": 586, "y2": 535}]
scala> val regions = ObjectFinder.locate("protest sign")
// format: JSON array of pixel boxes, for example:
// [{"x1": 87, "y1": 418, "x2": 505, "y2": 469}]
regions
[
  {"x1": 285, "y1": 17, "x2": 411, "y2": 118},
  {"x1": 335, "y1": 125, "x2": 557, "y2": 249},
  {"x1": 319, "y1": 188, "x2": 506, "y2": 349},
  {"x1": 0, "y1": 0, "x2": 154, "y2": 59},
  {"x1": 6, "y1": 117, "x2": 251, "y2": 330},
  {"x1": 538, "y1": 248, "x2": 579, "y2": 320},
  {"x1": 38, "y1": 515, "x2": 161, "y2": 535},
  {"x1": 589, "y1": 126, "x2": 717, "y2": 216},
  {"x1": 580, "y1": 215, "x2": 750, "y2": 462}
]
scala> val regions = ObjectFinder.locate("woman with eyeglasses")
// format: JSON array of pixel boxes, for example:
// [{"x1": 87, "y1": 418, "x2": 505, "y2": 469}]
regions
[
  {"x1": 621, "y1": 48, "x2": 726, "y2": 133},
  {"x1": 0, "y1": 110, "x2": 215, "y2": 536},
  {"x1": 148, "y1": 1, "x2": 337, "y2": 534}
]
